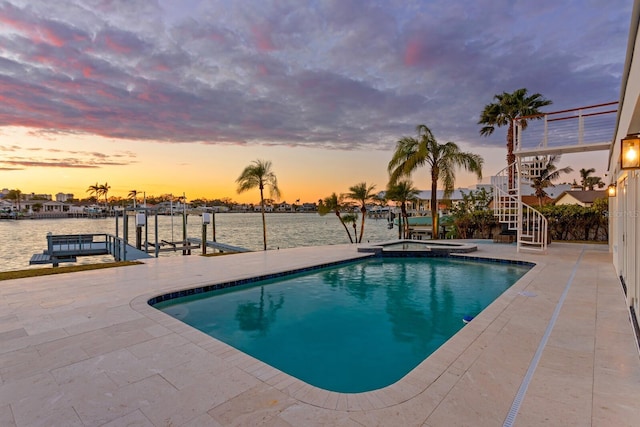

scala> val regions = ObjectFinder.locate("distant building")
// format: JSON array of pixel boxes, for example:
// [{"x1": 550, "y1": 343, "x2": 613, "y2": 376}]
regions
[
  {"x1": 56, "y1": 193, "x2": 74, "y2": 202},
  {"x1": 32, "y1": 193, "x2": 52, "y2": 201},
  {"x1": 254, "y1": 204, "x2": 274, "y2": 212},
  {"x1": 553, "y1": 190, "x2": 607, "y2": 207}
]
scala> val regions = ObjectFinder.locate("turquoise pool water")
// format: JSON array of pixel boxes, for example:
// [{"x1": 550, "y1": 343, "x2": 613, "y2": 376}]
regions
[{"x1": 154, "y1": 257, "x2": 531, "y2": 393}]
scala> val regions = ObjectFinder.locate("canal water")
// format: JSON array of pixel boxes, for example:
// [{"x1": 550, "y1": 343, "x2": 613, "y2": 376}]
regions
[{"x1": 0, "y1": 213, "x2": 397, "y2": 272}]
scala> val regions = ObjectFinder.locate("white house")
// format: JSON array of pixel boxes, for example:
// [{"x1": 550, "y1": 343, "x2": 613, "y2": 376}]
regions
[
  {"x1": 554, "y1": 190, "x2": 607, "y2": 207},
  {"x1": 55, "y1": 193, "x2": 74, "y2": 202}
]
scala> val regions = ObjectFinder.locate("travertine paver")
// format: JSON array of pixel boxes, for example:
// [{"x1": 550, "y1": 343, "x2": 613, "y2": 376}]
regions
[{"x1": 0, "y1": 243, "x2": 639, "y2": 426}]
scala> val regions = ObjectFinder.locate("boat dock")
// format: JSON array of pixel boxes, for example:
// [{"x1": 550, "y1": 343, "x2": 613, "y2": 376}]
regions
[
  {"x1": 29, "y1": 233, "x2": 152, "y2": 267},
  {"x1": 29, "y1": 233, "x2": 250, "y2": 267}
]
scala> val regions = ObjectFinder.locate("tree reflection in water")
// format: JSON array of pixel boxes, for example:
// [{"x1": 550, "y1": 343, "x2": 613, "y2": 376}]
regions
[
  {"x1": 385, "y1": 261, "x2": 433, "y2": 354},
  {"x1": 235, "y1": 286, "x2": 284, "y2": 336},
  {"x1": 320, "y1": 261, "x2": 383, "y2": 302}
]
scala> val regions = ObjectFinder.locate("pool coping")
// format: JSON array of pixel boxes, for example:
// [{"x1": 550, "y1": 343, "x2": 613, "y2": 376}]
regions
[
  {"x1": 131, "y1": 248, "x2": 541, "y2": 411},
  {"x1": 3, "y1": 241, "x2": 639, "y2": 425}
]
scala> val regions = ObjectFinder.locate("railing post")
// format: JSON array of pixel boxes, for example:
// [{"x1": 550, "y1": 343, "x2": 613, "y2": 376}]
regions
[
  {"x1": 578, "y1": 109, "x2": 584, "y2": 144},
  {"x1": 543, "y1": 115, "x2": 548, "y2": 148},
  {"x1": 517, "y1": 158, "x2": 523, "y2": 252},
  {"x1": 47, "y1": 232, "x2": 53, "y2": 254}
]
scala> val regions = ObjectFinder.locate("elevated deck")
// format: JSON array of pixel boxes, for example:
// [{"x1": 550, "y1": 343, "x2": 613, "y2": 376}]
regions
[{"x1": 515, "y1": 102, "x2": 617, "y2": 156}]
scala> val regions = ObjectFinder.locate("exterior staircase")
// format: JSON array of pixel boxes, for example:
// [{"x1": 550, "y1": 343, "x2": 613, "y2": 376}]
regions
[
  {"x1": 493, "y1": 160, "x2": 548, "y2": 253},
  {"x1": 492, "y1": 102, "x2": 618, "y2": 254}
]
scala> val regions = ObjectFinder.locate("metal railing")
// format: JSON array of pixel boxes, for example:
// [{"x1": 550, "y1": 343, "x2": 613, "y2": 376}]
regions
[
  {"x1": 514, "y1": 102, "x2": 618, "y2": 153},
  {"x1": 493, "y1": 165, "x2": 518, "y2": 231},
  {"x1": 493, "y1": 163, "x2": 548, "y2": 253}
]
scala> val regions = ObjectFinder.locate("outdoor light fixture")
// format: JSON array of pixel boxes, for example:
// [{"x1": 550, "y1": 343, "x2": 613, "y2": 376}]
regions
[
  {"x1": 621, "y1": 134, "x2": 640, "y2": 169},
  {"x1": 607, "y1": 183, "x2": 617, "y2": 197}
]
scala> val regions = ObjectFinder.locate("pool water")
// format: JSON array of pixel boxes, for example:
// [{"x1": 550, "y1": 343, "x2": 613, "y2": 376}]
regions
[{"x1": 154, "y1": 257, "x2": 530, "y2": 393}]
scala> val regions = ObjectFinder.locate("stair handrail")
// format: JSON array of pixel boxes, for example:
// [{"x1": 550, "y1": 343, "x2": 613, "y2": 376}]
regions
[{"x1": 493, "y1": 162, "x2": 548, "y2": 252}]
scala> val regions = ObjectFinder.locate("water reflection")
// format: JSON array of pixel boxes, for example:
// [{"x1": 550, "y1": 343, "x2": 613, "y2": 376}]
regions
[
  {"x1": 235, "y1": 286, "x2": 284, "y2": 336},
  {"x1": 320, "y1": 262, "x2": 381, "y2": 301},
  {"x1": 385, "y1": 262, "x2": 433, "y2": 354}
]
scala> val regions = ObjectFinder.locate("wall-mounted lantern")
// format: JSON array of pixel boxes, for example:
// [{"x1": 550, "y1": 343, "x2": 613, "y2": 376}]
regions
[
  {"x1": 621, "y1": 134, "x2": 640, "y2": 169},
  {"x1": 607, "y1": 183, "x2": 617, "y2": 197}
]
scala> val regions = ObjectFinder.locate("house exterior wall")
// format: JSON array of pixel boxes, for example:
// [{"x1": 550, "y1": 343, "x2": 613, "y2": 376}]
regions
[
  {"x1": 608, "y1": 0, "x2": 640, "y2": 337},
  {"x1": 554, "y1": 194, "x2": 586, "y2": 206}
]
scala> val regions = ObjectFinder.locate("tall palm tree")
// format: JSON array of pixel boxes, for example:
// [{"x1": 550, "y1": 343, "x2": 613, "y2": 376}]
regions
[
  {"x1": 478, "y1": 88, "x2": 552, "y2": 188},
  {"x1": 530, "y1": 155, "x2": 573, "y2": 206},
  {"x1": 579, "y1": 168, "x2": 596, "y2": 190},
  {"x1": 345, "y1": 182, "x2": 376, "y2": 243},
  {"x1": 318, "y1": 193, "x2": 354, "y2": 243},
  {"x1": 236, "y1": 159, "x2": 281, "y2": 251},
  {"x1": 388, "y1": 125, "x2": 483, "y2": 239},
  {"x1": 86, "y1": 182, "x2": 100, "y2": 202},
  {"x1": 99, "y1": 182, "x2": 111, "y2": 208},
  {"x1": 385, "y1": 180, "x2": 420, "y2": 239}
]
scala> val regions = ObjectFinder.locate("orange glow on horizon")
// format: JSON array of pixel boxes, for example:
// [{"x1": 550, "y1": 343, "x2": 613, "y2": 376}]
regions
[{"x1": 2, "y1": 126, "x2": 607, "y2": 205}]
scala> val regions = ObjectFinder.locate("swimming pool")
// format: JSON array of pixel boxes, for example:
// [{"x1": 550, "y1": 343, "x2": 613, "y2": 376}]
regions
[{"x1": 151, "y1": 256, "x2": 531, "y2": 393}]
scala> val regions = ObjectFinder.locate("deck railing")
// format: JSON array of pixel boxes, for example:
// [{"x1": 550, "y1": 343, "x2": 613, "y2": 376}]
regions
[{"x1": 514, "y1": 102, "x2": 618, "y2": 154}]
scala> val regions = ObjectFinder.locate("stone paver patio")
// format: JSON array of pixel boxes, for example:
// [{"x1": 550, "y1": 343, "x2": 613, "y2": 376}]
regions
[{"x1": 1, "y1": 242, "x2": 639, "y2": 426}]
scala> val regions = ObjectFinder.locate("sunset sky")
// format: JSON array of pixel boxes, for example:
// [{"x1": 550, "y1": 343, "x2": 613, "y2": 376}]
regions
[{"x1": 0, "y1": 0, "x2": 632, "y2": 203}]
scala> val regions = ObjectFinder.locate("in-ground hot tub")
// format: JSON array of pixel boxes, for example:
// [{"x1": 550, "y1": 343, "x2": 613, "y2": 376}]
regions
[{"x1": 358, "y1": 239, "x2": 477, "y2": 256}]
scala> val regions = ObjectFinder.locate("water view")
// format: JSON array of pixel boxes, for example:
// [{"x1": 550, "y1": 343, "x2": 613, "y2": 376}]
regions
[{"x1": 0, "y1": 213, "x2": 397, "y2": 272}]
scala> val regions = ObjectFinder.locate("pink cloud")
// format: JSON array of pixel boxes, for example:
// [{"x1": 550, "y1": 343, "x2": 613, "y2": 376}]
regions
[
  {"x1": 403, "y1": 38, "x2": 424, "y2": 66},
  {"x1": 103, "y1": 35, "x2": 133, "y2": 55},
  {"x1": 0, "y1": 3, "x2": 66, "y2": 48},
  {"x1": 82, "y1": 66, "x2": 93, "y2": 78},
  {"x1": 251, "y1": 24, "x2": 276, "y2": 52}
]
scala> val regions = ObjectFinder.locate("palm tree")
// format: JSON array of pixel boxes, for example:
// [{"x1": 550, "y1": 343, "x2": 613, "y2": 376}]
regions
[
  {"x1": 385, "y1": 180, "x2": 420, "y2": 239},
  {"x1": 585, "y1": 176, "x2": 605, "y2": 191},
  {"x1": 388, "y1": 125, "x2": 483, "y2": 239},
  {"x1": 342, "y1": 213, "x2": 359, "y2": 242},
  {"x1": 479, "y1": 88, "x2": 552, "y2": 188},
  {"x1": 128, "y1": 190, "x2": 138, "y2": 208},
  {"x1": 236, "y1": 159, "x2": 281, "y2": 251},
  {"x1": 6, "y1": 189, "x2": 22, "y2": 211},
  {"x1": 86, "y1": 182, "x2": 100, "y2": 202},
  {"x1": 530, "y1": 155, "x2": 573, "y2": 206},
  {"x1": 99, "y1": 182, "x2": 111, "y2": 208},
  {"x1": 579, "y1": 168, "x2": 596, "y2": 190},
  {"x1": 345, "y1": 182, "x2": 376, "y2": 243},
  {"x1": 318, "y1": 193, "x2": 354, "y2": 243}
]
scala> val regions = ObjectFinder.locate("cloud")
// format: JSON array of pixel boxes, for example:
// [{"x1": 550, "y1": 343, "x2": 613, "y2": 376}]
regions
[
  {"x1": 0, "y1": 145, "x2": 137, "y2": 170},
  {"x1": 0, "y1": 0, "x2": 631, "y2": 151}
]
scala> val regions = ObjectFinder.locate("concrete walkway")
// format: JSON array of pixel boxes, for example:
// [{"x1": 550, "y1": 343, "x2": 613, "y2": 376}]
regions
[{"x1": 0, "y1": 242, "x2": 638, "y2": 426}]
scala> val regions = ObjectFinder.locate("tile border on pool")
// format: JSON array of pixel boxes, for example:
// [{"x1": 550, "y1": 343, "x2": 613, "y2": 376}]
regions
[
  {"x1": 147, "y1": 257, "x2": 368, "y2": 306},
  {"x1": 451, "y1": 254, "x2": 536, "y2": 267},
  {"x1": 131, "y1": 248, "x2": 542, "y2": 411},
  {"x1": 147, "y1": 253, "x2": 535, "y2": 306}
]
